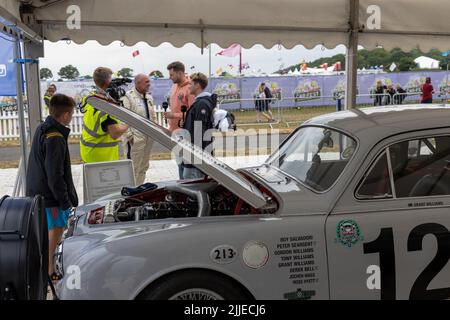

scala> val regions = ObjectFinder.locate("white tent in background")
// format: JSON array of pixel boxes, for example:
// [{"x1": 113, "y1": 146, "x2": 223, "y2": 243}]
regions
[{"x1": 414, "y1": 56, "x2": 440, "y2": 69}]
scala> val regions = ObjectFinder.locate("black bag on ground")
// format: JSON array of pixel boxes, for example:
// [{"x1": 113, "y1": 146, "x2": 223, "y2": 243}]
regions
[{"x1": 0, "y1": 195, "x2": 48, "y2": 300}]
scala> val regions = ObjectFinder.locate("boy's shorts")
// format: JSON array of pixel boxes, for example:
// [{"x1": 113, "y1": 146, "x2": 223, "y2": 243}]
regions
[{"x1": 45, "y1": 207, "x2": 70, "y2": 230}]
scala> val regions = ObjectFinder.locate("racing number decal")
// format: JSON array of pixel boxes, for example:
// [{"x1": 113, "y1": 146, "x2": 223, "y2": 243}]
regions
[
  {"x1": 363, "y1": 223, "x2": 450, "y2": 300},
  {"x1": 363, "y1": 228, "x2": 396, "y2": 300},
  {"x1": 214, "y1": 248, "x2": 236, "y2": 260},
  {"x1": 210, "y1": 245, "x2": 237, "y2": 264},
  {"x1": 408, "y1": 223, "x2": 450, "y2": 300}
]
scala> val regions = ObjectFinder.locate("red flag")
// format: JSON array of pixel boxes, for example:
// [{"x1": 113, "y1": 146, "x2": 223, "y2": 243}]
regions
[
  {"x1": 132, "y1": 50, "x2": 140, "y2": 58},
  {"x1": 216, "y1": 44, "x2": 242, "y2": 57},
  {"x1": 333, "y1": 62, "x2": 341, "y2": 71}
]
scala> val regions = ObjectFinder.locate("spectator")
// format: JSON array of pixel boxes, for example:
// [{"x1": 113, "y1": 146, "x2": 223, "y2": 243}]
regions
[
  {"x1": 121, "y1": 74, "x2": 156, "y2": 186},
  {"x1": 255, "y1": 83, "x2": 273, "y2": 122},
  {"x1": 394, "y1": 84, "x2": 407, "y2": 104},
  {"x1": 421, "y1": 77, "x2": 434, "y2": 104},
  {"x1": 43, "y1": 84, "x2": 57, "y2": 111},
  {"x1": 384, "y1": 84, "x2": 396, "y2": 105},
  {"x1": 182, "y1": 72, "x2": 215, "y2": 179},
  {"x1": 261, "y1": 83, "x2": 275, "y2": 122},
  {"x1": 26, "y1": 94, "x2": 78, "y2": 281},
  {"x1": 373, "y1": 80, "x2": 387, "y2": 106},
  {"x1": 165, "y1": 61, "x2": 195, "y2": 179}
]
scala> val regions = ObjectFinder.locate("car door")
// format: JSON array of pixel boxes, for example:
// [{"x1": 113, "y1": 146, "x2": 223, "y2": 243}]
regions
[{"x1": 326, "y1": 129, "x2": 450, "y2": 299}]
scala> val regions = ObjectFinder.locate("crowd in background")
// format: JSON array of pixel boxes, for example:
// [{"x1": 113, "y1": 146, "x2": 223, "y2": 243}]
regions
[{"x1": 373, "y1": 76, "x2": 435, "y2": 106}]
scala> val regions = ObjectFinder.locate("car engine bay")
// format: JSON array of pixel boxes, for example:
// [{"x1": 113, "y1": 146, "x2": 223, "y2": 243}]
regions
[{"x1": 87, "y1": 179, "x2": 278, "y2": 225}]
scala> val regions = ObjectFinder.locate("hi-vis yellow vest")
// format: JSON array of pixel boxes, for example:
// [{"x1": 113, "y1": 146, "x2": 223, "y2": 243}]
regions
[
  {"x1": 80, "y1": 94, "x2": 120, "y2": 163},
  {"x1": 43, "y1": 95, "x2": 51, "y2": 109}
]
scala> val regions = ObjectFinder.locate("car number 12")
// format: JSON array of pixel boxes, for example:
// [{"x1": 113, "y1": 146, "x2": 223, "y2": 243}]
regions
[{"x1": 363, "y1": 223, "x2": 450, "y2": 300}]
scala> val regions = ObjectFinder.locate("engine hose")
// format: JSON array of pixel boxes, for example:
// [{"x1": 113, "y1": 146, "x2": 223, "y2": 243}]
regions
[{"x1": 165, "y1": 185, "x2": 211, "y2": 217}]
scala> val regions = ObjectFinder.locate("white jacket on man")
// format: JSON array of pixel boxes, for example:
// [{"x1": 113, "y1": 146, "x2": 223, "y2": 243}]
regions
[{"x1": 121, "y1": 89, "x2": 156, "y2": 185}]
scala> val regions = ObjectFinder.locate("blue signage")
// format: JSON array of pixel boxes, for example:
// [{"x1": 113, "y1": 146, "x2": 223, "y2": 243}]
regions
[{"x1": 0, "y1": 34, "x2": 17, "y2": 96}]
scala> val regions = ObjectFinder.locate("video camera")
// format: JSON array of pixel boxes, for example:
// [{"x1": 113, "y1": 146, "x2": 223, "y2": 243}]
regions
[{"x1": 106, "y1": 78, "x2": 133, "y2": 102}]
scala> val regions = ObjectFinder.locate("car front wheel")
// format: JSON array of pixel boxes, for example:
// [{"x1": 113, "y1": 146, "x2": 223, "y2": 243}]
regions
[{"x1": 137, "y1": 270, "x2": 250, "y2": 300}]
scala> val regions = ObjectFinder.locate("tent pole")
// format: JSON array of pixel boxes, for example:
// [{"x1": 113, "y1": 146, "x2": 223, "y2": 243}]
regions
[
  {"x1": 209, "y1": 44, "x2": 212, "y2": 78},
  {"x1": 239, "y1": 49, "x2": 242, "y2": 109},
  {"x1": 345, "y1": 0, "x2": 359, "y2": 110},
  {"x1": 14, "y1": 37, "x2": 28, "y2": 195},
  {"x1": 24, "y1": 40, "x2": 44, "y2": 143},
  {"x1": 446, "y1": 57, "x2": 449, "y2": 104}
]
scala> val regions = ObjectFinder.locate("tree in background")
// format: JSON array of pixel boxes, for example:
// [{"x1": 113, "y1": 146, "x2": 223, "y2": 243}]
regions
[
  {"x1": 277, "y1": 47, "x2": 447, "y2": 73},
  {"x1": 58, "y1": 65, "x2": 80, "y2": 80},
  {"x1": 398, "y1": 57, "x2": 418, "y2": 71},
  {"x1": 40, "y1": 68, "x2": 53, "y2": 80},
  {"x1": 219, "y1": 71, "x2": 234, "y2": 78},
  {"x1": 83, "y1": 75, "x2": 93, "y2": 80},
  {"x1": 117, "y1": 68, "x2": 133, "y2": 78},
  {"x1": 149, "y1": 70, "x2": 164, "y2": 78}
]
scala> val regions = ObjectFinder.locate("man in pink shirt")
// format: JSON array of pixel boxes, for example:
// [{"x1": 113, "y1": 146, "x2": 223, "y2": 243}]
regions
[
  {"x1": 164, "y1": 61, "x2": 195, "y2": 178},
  {"x1": 165, "y1": 61, "x2": 195, "y2": 132}
]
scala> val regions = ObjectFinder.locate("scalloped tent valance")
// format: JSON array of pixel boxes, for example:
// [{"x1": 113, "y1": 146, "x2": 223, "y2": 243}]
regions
[{"x1": 1, "y1": 0, "x2": 450, "y2": 51}]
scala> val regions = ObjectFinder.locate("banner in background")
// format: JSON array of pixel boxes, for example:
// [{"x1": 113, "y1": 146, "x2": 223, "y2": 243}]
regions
[
  {"x1": 0, "y1": 35, "x2": 17, "y2": 96},
  {"x1": 34, "y1": 70, "x2": 450, "y2": 111}
]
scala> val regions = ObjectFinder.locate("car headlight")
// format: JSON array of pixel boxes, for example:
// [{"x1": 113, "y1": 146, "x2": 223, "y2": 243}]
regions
[
  {"x1": 54, "y1": 241, "x2": 64, "y2": 279},
  {"x1": 64, "y1": 208, "x2": 78, "y2": 238}
]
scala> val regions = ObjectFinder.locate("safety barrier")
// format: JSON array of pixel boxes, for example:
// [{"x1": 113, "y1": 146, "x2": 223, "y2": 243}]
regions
[
  {"x1": 218, "y1": 97, "x2": 282, "y2": 129},
  {"x1": 0, "y1": 104, "x2": 169, "y2": 141},
  {"x1": 1, "y1": 94, "x2": 449, "y2": 141},
  {"x1": 217, "y1": 93, "x2": 450, "y2": 128}
]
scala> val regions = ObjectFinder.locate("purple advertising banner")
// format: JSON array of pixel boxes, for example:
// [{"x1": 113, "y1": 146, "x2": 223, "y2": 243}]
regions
[{"x1": 26, "y1": 70, "x2": 450, "y2": 112}]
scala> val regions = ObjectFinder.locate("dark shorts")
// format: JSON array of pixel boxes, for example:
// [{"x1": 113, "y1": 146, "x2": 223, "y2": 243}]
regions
[
  {"x1": 45, "y1": 207, "x2": 69, "y2": 230},
  {"x1": 255, "y1": 100, "x2": 268, "y2": 112}
]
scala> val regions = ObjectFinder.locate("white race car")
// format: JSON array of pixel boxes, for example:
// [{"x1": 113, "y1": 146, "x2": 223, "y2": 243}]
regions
[{"x1": 56, "y1": 99, "x2": 450, "y2": 300}]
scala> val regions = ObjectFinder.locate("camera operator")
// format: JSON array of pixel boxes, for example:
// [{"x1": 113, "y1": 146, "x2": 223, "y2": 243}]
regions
[{"x1": 80, "y1": 67, "x2": 129, "y2": 163}]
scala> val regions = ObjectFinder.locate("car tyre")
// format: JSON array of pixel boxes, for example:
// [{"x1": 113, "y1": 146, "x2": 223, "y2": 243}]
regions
[{"x1": 138, "y1": 270, "x2": 250, "y2": 300}]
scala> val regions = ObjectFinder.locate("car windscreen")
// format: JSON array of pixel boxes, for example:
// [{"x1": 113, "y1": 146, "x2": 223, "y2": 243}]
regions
[{"x1": 268, "y1": 126, "x2": 357, "y2": 191}]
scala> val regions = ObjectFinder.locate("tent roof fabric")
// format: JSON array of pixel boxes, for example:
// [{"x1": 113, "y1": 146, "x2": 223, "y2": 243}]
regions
[{"x1": 1, "y1": 0, "x2": 450, "y2": 51}]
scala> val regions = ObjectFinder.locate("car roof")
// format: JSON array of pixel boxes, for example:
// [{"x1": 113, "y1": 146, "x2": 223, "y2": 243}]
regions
[{"x1": 304, "y1": 104, "x2": 450, "y2": 144}]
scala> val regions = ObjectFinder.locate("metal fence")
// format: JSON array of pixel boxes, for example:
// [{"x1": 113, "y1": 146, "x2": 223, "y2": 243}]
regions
[
  {"x1": 217, "y1": 92, "x2": 450, "y2": 128},
  {"x1": 0, "y1": 104, "x2": 169, "y2": 141},
  {"x1": 1, "y1": 94, "x2": 449, "y2": 141}
]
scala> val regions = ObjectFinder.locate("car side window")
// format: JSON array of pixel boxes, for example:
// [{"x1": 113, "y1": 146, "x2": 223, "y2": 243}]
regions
[
  {"x1": 356, "y1": 152, "x2": 392, "y2": 199},
  {"x1": 356, "y1": 135, "x2": 450, "y2": 200},
  {"x1": 391, "y1": 136, "x2": 450, "y2": 198}
]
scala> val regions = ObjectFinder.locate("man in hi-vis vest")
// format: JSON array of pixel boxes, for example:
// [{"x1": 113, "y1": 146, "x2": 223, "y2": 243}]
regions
[{"x1": 80, "y1": 67, "x2": 129, "y2": 163}]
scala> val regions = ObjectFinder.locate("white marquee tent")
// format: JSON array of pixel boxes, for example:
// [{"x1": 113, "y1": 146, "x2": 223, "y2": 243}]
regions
[
  {"x1": 1, "y1": 0, "x2": 450, "y2": 192},
  {"x1": 2, "y1": 0, "x2": 450, "y2": 111},
  {"x1": 2, "y1": 0, "x2": 450, "y2": 50}
]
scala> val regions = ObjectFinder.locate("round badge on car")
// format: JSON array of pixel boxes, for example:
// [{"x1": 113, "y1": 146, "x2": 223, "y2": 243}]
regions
[{"x1": 242, "y1": 241, "x2": 269, "y2": 269}]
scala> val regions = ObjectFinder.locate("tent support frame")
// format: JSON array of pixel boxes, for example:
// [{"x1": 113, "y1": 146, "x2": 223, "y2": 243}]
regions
[{"x1": 345, "y1": 0, "x2": 359, "y2": 110}]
